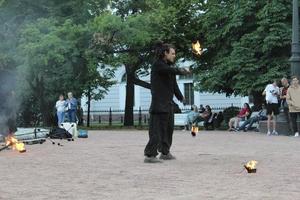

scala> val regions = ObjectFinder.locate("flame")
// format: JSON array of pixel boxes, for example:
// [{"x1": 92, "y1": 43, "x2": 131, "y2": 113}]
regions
[
  {"x1": 5, "y1": 135, "x2": 26, "y2": 153},
  {"x1": 191, "y1": 126, "x2": 199, "y2": 137},
  {"x1": 192, "y1": 40, "x2": 203, "y2": 56},
  {"x1": 245, "y1": 160, "x2": 257, "y2": 170}
]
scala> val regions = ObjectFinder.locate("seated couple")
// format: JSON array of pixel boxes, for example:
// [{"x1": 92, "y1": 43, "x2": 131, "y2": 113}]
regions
[
  {"x1": 191, "y1": 105, "x2": 212, "y2": 126},
  {"x1": 228, "y1": 103, "x2": 251, "y2": 131},
  {"x1": 228, "y1": 103, "x2": 268, "y2": 132},
  {"x1": 236, "y1": 108, "x2": 267, "y2": 132}
]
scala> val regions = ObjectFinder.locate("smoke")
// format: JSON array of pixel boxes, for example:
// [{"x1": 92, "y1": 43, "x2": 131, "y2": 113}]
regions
[{"x1": 0, "y1": 69, "x2": 17, "y2": 138}]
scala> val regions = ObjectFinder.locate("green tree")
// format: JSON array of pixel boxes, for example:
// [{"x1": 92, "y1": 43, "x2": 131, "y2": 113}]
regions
[
  {"x1": 18, "y1": 18, "x2": 114, "y2": 125},
  {"x1": 90, "y1": 0, "x2": 203, "y2": 126},
  {"x1": 1, "y1": 0, "x2": 113, "y2": 126},
  {"x1": 194, "y1": 0, "x2": 292, "y2": 106}
]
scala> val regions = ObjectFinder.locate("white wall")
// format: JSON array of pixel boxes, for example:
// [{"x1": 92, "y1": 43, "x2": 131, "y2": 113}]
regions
[{"x1": 81, "y1": 65, "x2": 248, "y2": 112}]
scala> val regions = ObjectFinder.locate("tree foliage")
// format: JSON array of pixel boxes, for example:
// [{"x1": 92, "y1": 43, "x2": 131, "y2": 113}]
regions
[
  {"x1": 90, "y1": 0, "x2": 205, "y2": 125},
  {"x1": 1, "y1": 1, "x2": 114, "y2": 126},
  {"x1": 195, "y1": 0, "x2": 292, "y2": 101},
  {"x1": 1, "y1": 0, "x2": 294, "y2": 126}
]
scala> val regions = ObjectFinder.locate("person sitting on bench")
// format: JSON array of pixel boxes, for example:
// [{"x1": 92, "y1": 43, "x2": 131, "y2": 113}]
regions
[
  {"x1": 185, "y1": 105, "x2": 199, "y2": 130},
  {"x1": 237, "y1": 106, "x2": 267, "y2": 132},
  {"x1": 192, "y1": 105, "x2": 212, "y2": 126},
  {"x1": 228, "y1": 103, "x2": 251, "y2": 131}
]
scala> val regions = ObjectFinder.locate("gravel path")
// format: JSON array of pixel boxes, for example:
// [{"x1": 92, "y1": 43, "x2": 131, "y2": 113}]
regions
[{"x1": 1, "y1": 130, "x2": 300, "y2": 200}]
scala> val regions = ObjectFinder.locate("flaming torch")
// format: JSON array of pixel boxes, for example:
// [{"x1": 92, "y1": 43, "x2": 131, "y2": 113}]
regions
[
  {"x1": 192, "y1": 40, "x2": 203, "y2": 56},
  {"x1": 244, "y1": 160, "x2": 257, "y2": 173}
]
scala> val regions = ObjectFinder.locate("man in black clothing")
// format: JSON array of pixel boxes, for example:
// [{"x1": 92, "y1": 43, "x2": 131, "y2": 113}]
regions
[{"x1": 144, "y1": 43, "x2": 190, "y2": 163}]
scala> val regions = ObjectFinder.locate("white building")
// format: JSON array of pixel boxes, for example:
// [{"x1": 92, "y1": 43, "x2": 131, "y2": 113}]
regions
[{"x1": 81, "y1": 63, "x2": 248, "y2": 114}]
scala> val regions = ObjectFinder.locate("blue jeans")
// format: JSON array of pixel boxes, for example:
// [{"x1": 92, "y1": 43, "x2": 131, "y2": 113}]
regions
[
  {"x1": 57, "y1": 111, "x2": 65, "y2": 126},
  {"x1": 68, "y1": 110, "x2": 77, "y2": 122}
]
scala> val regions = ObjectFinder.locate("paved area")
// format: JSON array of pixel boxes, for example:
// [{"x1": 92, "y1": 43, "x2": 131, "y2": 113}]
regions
[{"x1": 1, "y1": 130, "x2": 300, "y2": 200}]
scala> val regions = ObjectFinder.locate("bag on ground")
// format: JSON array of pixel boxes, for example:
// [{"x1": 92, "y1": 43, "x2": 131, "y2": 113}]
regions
[{"x1": 49, "y1": 127, "x2": 72, "y2": 139}]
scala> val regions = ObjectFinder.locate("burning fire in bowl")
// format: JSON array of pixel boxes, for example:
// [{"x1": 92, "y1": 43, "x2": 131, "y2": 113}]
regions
[
  {"x1": 0, "y1": 134, "x2": 26, "y2": 153},
  {"x1": 244, "y1": 160, "x2": 257, "y2": 173}
]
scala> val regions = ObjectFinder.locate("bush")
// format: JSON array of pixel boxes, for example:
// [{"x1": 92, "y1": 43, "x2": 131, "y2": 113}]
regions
[{"x1": 223, "y1": 106, "x2": 240, "y2": 123}]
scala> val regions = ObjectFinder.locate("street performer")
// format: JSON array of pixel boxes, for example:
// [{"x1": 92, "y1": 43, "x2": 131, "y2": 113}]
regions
[{"x1": 144, "y1": 42, "x2": 191, "y2": 163}]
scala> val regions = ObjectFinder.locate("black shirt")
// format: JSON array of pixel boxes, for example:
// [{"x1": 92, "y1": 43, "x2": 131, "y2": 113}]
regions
[{"x1": 149, "y1": 59, "x2": 187, "y2": 113}]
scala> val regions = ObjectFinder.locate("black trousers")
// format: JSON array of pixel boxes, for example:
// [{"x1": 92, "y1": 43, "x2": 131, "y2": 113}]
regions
[
  {"x1": 290, "y1": 112, "x2": 300, "y2": 134},
  {"x1": 144, "y1": 108, "x2": 174, "y2": 157}
]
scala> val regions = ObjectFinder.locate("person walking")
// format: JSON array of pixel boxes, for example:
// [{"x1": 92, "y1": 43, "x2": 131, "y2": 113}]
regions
[
  {"x1": 144, "y1": 42, "x2": 190, "y2": 163},
  {"x1": 286, "y1": 76, "x2": 300, "y2": 137},
  {"x1": 55, "y1": 94, "x2": 66, "y2": 126}
]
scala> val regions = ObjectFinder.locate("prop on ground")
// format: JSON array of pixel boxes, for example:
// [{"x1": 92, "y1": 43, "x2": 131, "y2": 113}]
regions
[
  {"x1": 244, "y1": 160, "x2": 258, "y2": 173},
  {"x1": 191, "y1": 125, "x2": 199, "y2": 137}
]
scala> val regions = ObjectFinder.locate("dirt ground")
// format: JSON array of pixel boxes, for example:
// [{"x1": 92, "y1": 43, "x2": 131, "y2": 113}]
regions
[{"x1": 1, "y1": 130, "x2": 300, "y2": 200}]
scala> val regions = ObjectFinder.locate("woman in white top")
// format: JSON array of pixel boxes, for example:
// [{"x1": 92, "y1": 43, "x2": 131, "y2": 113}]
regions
[{"x1": 55, "y1": 94, "x2": 66, "y2": 126}]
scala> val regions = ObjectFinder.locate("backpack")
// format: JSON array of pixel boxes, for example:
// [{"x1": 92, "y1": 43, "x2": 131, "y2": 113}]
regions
[{"x1": 48, "y1": 127, "x2": 73, "y2": 139}]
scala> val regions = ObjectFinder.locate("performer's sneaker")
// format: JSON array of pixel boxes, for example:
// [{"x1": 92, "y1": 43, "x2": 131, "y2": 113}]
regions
[
  {"x1": 272, "y1": 130, "x2": 278, "y2": 135},
  {"x1": 144, "y1": 156, "x2": 162, "y2": 163},
  {"x1": 294, "y1": 132, "x2": 299, "y2": 137},
  {"x1": 267, "y1": 131, "x2": 271, "y2": 136},
  {"x1": 159, "y1": 153, "x2": 176, "y2": 160}
]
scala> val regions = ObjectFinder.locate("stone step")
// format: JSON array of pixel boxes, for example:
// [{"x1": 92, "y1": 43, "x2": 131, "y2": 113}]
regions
[{"x1": 259, "y1": 112, "x2": 300, "y2": 136}]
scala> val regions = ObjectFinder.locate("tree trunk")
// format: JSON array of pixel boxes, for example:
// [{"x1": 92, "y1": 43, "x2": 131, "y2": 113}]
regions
[
  {"x1": 252, "y1": 91, "x2": 264, "y2": 111},
  {"x1": 87, "y1": 88, "x2": 91, "y2": 127},
  {"x1": 38, "y1": 76, "x2": 55, "y2": 126},
  {"x1": 38, "y1": 76, "x2": 49, "y2": 126},
  {"x1": 124, "y1": 67, "x2": 135, "y2": 126}
]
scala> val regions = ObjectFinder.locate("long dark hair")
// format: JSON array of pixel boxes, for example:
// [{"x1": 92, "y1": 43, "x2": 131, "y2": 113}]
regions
[
  {"x1": 205, "y1": 105, "x2": 212, "y2": 112},
  {"x1": 244, "y1": 103, "x2": 250, "y2": 111},
  {"x1": 154, "y1": 41, "x2": 175, "y2": 59}
]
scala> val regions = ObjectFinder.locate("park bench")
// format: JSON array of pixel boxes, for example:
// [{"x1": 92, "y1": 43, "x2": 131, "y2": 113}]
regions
[
  {"x1": 174, "y1": 112, "x2": 222, "y2": 130},
  {"x1": 237, "y1": 111, "x2": 259, "y2": 129}
]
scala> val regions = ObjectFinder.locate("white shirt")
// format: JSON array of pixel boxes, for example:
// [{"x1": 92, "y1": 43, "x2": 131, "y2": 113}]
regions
[
  {"x1": 56, "y1": 100, "x2": 66, "y2": 112},
  {"x1": 264, "y1": 84, "x2": 279, "y2": 104}
]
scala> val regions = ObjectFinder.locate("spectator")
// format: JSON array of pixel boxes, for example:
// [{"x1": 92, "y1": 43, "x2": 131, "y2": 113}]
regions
[
  {"x1": 199, "y1": 104, "x2": 205, "y2": 113},
  {"x1": 55, "y1": 94, "x2": 67, "y2": 126},
  {"x1": 280, "y1": 77, "x2": 292, "y2": 132},
  {"x1": 185, "y1": 105, "x2": 198, "y2": 130},
  {"x1": 237, "y1": 105, "x2": 267, "y2": 132},
  {"x1": 263, "y1": 80, "x2": 280, "y2": 136},
  {"x1": 192, "y1": 105, "x2": 212, "y2": 126},
  {"x1": 66, "y1": 92, "x2": 78, "y2": 123},
  {"x1": 286, "y1": 76, "x2": 300, "y2": 137},
  {"x1": 228, "y1": 103, "x2": 251, "y2": 131},
  {"x1": 214, "y1": 111, "x2": 224, "y2": 128}
]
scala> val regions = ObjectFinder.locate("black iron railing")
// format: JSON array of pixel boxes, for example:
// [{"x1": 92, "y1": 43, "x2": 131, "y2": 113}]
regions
[{"x1": 83, "y1": 106, "x2": 231, "y2": 126}]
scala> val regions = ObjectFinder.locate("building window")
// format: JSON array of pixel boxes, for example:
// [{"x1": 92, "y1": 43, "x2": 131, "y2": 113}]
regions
[
  {"x1": 179, "y1": 74, "x2": 193, "y2": 80},
  {"x1": 184, "y1": 83, "x2": 194, "y2": 105}
]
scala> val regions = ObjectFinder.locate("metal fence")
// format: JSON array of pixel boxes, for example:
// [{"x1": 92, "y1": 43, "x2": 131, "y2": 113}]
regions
[{"x1": 83, "y1": 106, "x2": 232, "y2": 126}]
